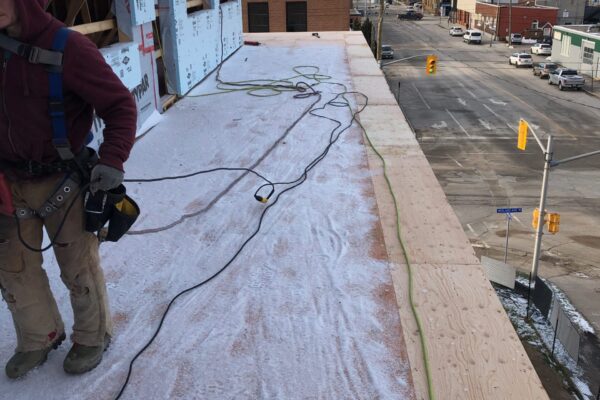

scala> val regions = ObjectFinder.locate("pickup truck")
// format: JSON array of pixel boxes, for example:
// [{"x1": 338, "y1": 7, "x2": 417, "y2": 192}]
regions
[{"x1": 548, "y1": 68, "x2": 585, "y2": 91}]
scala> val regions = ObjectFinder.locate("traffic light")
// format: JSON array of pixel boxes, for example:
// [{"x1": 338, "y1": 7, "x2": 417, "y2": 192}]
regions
[
  {"x1": 547, "y1": 212, "x2": 560, "y2": 234},
  {"x1": 518, "y1": 119, "x2": 528, "y2": 150},
  {"x1": 532, "y1": 208, "x2": 541, "y2": 229},
  {"x1": 426, "y1": 55, "x2": 437, "y2": 75}
]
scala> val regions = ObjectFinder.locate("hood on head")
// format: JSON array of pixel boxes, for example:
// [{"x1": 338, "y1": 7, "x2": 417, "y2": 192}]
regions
[{"x1": 14, "y1": 0, "x2": 54, "y2": 41}]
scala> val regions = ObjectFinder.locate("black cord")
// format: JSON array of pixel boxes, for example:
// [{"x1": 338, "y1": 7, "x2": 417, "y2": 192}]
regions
[
  {"x1": 114, "y1": 90, "x2": 367, "y2": 399},
  {"x1": 124, "y1": 167, "x2": 276, "y2": 201},
  {"x1": 114, "y1": 7, "x2": 368, "y2": 399},
  {"x1": 14, "y1": 183, "x2": 88, "y2": 253}
]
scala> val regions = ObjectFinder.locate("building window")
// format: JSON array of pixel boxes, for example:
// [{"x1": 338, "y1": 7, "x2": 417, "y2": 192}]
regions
[
  {"x1": 561, "y1": 34, "x2": 571, "y2": 56},
  {"x1": 582, "y1": 40, "x2": 594, "y2": 64},
  {"x1": 531, "y1": 20, "x2": 539, "y2": 29},
  {"x1": 248, "y1": 2, "x2": 269, "y2": 32},
  {"x1": 286, "y1": 1, "x2": 307, "y2": 32}
]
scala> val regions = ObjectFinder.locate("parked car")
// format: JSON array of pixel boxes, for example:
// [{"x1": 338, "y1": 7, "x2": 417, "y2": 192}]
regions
[
  {"x1": 463, "y1": 30, "x2": 482, "y2": 44},
  {"x1": 398, "y1": 10, "x2": 423, "y2": 20},
  {"x1": 381, "y1": 45, "x2": 394, "y2": 59},
  {"x1": 533, "y1": 62, "x2": 558, "y2": 78},
  {"x1": 531, "y1": 43, "x2": 552, "y2": 55},
  {"x1": 548, "y1": 68, "x2": 585, "y2": 90},
  {"x1": 449, "y1": 26, "x2": 464, "y2": 36},
  {"x1": 509, "y1": 53, "x2": 533, "y2": 67},
  {"x1": 506, "y1": 33, "x2": 522, "y2": 44}
]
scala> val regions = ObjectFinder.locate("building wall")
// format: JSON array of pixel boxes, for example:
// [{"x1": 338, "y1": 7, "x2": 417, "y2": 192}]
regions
[
  {"x1": 551, "y1": 27, "x2": 600, "y2": 77},
  {"x1": 456, "y1": 0, "x2": 477, "y2": 26},
  {"x1": 242, "y1": 0, "x2": 350, "y2": 32},
  {"x1": 158, "y1": 0, "x2": 243, "y2": 95},
  {"x1": 535, "y1": 0, "x2": 586, "y2": 25},
  {"x1": 475, "y1": 3, "x2": 557, "y2": 38}
]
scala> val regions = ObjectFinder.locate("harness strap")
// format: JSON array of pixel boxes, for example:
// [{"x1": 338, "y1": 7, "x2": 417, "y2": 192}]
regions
[
  {"x1": 48, "y1": 28, "x2": 73, "y2": 161},
  {"x1": 14, "y1": 174, "x2": 80, "y2": 219},
  {"x1": 0, "y1": 33, "x2": 63, "y2": 66}
]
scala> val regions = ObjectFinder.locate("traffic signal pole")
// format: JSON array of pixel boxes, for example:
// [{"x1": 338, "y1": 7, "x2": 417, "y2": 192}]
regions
[
  {"x1": 530, "y1": 134, "x2": 553, "y2": 309},
  {"x1": 520, "y1": 122, "x2": 600, "y2": 319}
]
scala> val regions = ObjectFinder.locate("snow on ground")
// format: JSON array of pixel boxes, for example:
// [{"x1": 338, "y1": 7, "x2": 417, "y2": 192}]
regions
[
  {"x1": 0, "y1": 41, "x2": 415, "y2": 399},
  {"x1": 496, "y1": 285, "x2": 594, "y2": 399}
]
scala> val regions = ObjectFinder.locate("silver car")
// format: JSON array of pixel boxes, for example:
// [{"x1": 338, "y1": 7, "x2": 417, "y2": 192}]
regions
[{"x1": 531, "y1": 43, "x2": 551, "y2": 55}]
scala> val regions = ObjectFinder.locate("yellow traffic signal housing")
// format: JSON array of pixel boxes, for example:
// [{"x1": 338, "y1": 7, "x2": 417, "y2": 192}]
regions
[
  {"x1": 532, "y1": 208, "x2": 541, "y2": 229},
  {"x1": 426, "y1": 55, "x2": 437, "y2": 75},
  {"x1": 547, "y1": 212, "x2": 560, "y2": 234},
  {"x1": 518, "y1": 119, "x2": 528, "y2": 150}
]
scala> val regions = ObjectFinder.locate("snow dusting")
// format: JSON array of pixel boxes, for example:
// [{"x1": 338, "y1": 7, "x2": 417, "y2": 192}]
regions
[{"x1": 0, "y1": 41, "x2": 415, "y2": 399}]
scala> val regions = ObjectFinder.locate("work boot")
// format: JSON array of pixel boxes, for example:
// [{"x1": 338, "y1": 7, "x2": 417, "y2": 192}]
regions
[
  {"x1": 5, "y1": 332, "x2": 66, "y2": 379},
  {"x1": 63, "y1": 334, "x2": 110, "y2": 375}
]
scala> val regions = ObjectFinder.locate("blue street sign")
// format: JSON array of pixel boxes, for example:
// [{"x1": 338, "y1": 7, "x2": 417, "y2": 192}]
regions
[{"x1": 496, "y1": 208, "x2": 522, "y2": 214}]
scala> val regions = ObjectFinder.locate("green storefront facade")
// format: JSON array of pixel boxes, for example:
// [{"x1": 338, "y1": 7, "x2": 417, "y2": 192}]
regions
[{"x1": 551, "y1": 26, "x2": 600, "y2": 78}]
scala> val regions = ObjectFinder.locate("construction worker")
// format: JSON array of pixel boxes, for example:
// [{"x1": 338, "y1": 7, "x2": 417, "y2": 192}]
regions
[{"x1": 0, "y1": 0, "x2": 136, "y2": 378}]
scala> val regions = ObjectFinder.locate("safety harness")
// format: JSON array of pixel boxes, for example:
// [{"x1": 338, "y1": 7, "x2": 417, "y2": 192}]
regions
[
  {"x1": 0, "y1": 28, "x2": 85, "y2": 220},
  {"x1": 0, "y1": 27, "x2": 76, "y2": 162},
  {"x1": 0, "y1": 29, "x2": 139, "y2": 242}
]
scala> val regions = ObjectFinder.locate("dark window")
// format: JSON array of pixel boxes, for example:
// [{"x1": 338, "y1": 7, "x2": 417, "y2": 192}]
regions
[
  {"x1": 248, "y1": 2, "x2": 269, "y2": 32},
  {"x1": 286, "y1": 1, "x2": 307, "y2": 32}
]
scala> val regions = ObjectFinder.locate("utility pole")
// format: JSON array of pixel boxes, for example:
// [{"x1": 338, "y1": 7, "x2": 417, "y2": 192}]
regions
[
  {"x1": 508, "y1": 0, "x2": 513, "y2": 47},
  {"x1": 376, "y1": 0, "x2": 384, "y2": 61}
]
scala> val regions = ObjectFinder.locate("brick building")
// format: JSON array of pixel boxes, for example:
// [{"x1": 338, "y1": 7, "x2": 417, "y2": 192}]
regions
[
  {"x1": 242, "y1": 0, "x2": 351, "y2": 32},
  {"x1": 474, "y1": 2, "x2": 558, "y2": 39}
]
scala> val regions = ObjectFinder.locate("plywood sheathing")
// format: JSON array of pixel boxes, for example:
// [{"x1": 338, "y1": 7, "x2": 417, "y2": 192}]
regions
[{"x1": 343, "y1": 31, "x2": 549, "y2": 400}]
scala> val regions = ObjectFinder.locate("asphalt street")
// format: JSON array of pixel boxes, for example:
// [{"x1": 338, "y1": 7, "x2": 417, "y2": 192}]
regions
[{"x1": 380, "y1": 11, "x2": 600, "y2": 332}]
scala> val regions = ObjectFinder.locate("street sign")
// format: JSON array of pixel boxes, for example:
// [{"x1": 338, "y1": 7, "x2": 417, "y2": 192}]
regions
[{"x1": 497, "y1": 208, "x2": 522, "y2": 214}]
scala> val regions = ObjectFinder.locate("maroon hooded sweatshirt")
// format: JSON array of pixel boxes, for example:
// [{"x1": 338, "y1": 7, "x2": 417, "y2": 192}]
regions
[{"x1": 0, "y1": 0, "x2": 136, "y2": 173}]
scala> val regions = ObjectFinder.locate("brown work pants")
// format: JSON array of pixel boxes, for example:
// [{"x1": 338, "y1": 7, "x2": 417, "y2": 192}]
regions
[{"x1": 0, "y1": 173, "x2": 112, "y2": 352}]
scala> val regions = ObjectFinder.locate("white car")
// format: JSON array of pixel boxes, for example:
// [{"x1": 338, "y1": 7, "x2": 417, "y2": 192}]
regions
[
  {"x1": 509, "y1": 53, "x2": 533, "y2": 67},
  {"x1": 463, "y1": 30, "x2": 482, "y2": 44},
  {"x1": 531, "y1": 43, "x2": 552, "y2": 55},
  {"x1": 449, "y1": 26, "x2": 464, "y2": 36}
]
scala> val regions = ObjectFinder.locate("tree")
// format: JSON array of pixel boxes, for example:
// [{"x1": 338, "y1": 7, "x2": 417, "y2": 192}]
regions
[{"x1": 361, "y1": 18, "x2": 373, "y2": 47}]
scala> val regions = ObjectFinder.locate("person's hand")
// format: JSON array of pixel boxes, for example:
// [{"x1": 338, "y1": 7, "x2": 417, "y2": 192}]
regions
[{"x1": 89, "y1": 164, "x2": 124, "y2": 194}]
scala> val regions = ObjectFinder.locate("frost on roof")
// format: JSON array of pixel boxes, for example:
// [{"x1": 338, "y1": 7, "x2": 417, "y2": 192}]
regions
[{"x1": 0, "y1": 41, "x2": 415, "y2": 398}]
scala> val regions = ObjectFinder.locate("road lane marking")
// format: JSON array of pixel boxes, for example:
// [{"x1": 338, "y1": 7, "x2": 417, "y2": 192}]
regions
[
  {"x1": 478, "y1": 119, "x2": 492, "y2": 130},
  {"x1": 483, "y1": 104, "x2": 506, "y2": 122},
  {"x1": 456, "y1": 82, "x2": 478, "y2": 99},
  {"x1": 447, "y1": 154, "x2": 464, "y2": 168},
  {"x1": 458, "y1": 98, "x2": 467, "y2": 106},
  {"x1": 412, "y1": 83, "x2": 431, "y2": 110},
  {"x1": 445, "y1": 108, "x2": 471, "y2": 137},
  {"x1": 489, "y1": 98, "x2": 507, "y2": 106},
  {"x1": 466, "y1": 223, "x2": 477, "y2": 236}
]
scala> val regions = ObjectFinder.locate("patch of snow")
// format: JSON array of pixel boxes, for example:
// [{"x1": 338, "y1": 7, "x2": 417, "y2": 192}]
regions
[
  {"x1": 431, "y1": 121, "x2": 448, "y2": 129},
  {"x1": 522, "y1": 38, "x2": 538, "y2": 44},
  {"x1": 496, "y1": 286, "x2": 595, "y2": 399},
  {"x1": 546, "y1": 281, "x2": 595, "y2": 334}
]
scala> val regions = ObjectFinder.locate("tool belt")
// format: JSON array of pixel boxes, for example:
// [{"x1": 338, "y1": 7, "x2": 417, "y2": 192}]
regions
[{"x1": 0, "y1": 147, "x2": 97, "y2": 179}]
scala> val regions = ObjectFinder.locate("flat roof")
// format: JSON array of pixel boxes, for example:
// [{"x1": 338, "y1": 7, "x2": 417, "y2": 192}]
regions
[
  {"x1": 0, "y1": 31, "x2": 549, "y2": 400},
  {"x1": 555, "y1": 24, "x2": 600, "y2": 39}
]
